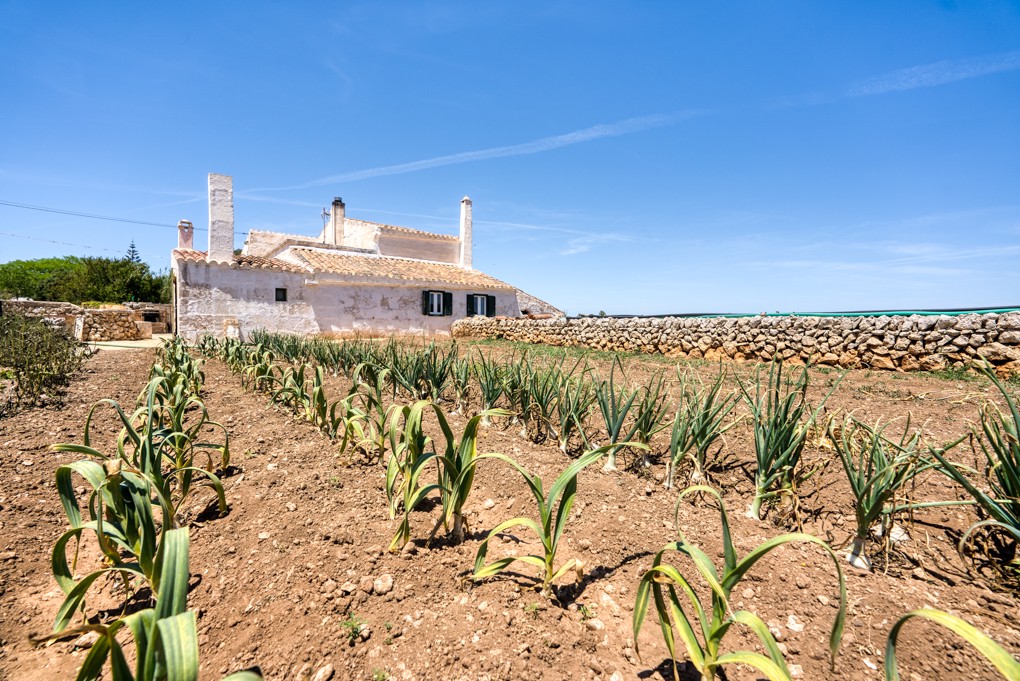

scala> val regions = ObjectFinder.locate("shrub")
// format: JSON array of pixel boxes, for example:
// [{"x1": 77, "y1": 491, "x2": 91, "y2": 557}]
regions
[{"x1": 0, "y1": 312, "x2": 90, "y2": 415}]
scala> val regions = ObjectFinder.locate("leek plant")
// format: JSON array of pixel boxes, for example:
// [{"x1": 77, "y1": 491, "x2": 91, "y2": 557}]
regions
[
  {"x1": 352, "y1": 362, "x2": 396, "y2": 462},
  {"x1": 419, "y1": 341, "x2": 456, "y2": 401},
  {"x1": 240, "y1": 347, "x2": 277, "y2": 392},
  {"x1": 42, "y1": 528, "x2": 262, "y2": 681},
  {"x1": 474, "y1": 351, "x2": 505, "y2": 425},
  {"x1": 502, "y1": 357, "x2": 531, "y2": 436},
  {"x1": 739, "y1": 361, "x2": 842, "y2": 520},
  {"x1": 632, "y1": 370, "x2": 671, "y2": 468},
  {"x1": 829, "y1": 416, "x2": 942, "y2": 570},
  {"x1": 268, "y1": 363, "x2": 312, "y2": 414},
  {"x1": 594, "y1": 359, "x2": 641, "y2": 471},
  {"x1": 450, "y1": 356, "x2": 473, "y2": 415},
  {"x1": 634, "y1": 486, "x2": 846, "y2": 681},
  {"x1": 930, "y1": 361, "x2": 1020, "y2": 574},
  {"x1": 554, "y1": 373, "x2": 596, "y2": 455},
  {"x1": 385, "y1": 400, "x2": 510, "y2": 548},
  {"x1": 55, "y1": 380, "x2": 228, "y2": 526},
  {"x1": 51, "y1": 463, "x2": 174, "y2": 630},
  {"x1": 884, "y1": 609, "x2": 1020, "y2": 680},
  {"x1": 385, "y1": 402, "x2": 436, "y2": 551},
  {"x1": 473, "y1": 444, "x2": 640, "y2": 598},
  {"x1": 526, "y1": 359, "x2": 563, "y2": 444},
  {"x1": 429, "y1": 403, "x2": 510, "y2": 543},
  {"x1": 665, "y1": 367, "x2": 739, "y2": 490}
]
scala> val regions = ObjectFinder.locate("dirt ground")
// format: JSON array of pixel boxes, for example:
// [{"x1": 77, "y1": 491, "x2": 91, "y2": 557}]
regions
[{"x1": 1, "y1": 343, "x2": 1018, "y2": 680}]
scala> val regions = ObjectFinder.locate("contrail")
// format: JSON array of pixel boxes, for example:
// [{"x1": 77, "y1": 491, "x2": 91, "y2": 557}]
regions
[
  {"x1": 846, "y1": 49, "x2": 1020, "y2": 97},
  {"x1": 248, "y1": 110, "x2": 707, "y2": 192}
]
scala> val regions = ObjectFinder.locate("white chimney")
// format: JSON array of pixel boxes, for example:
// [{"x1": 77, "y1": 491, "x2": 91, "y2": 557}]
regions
[
  {"x1": 177, "y1": 220, "x2": 194, "y2": 249},
  {"x1": 207, "y1": 173, "x2": 234, "y2": 263},
  {"x1": 459, "y1": 196, "x2": 472, "y2": 269},
  {"x1": 327, "y1": 197, "x2": 345, "y2": 246}
]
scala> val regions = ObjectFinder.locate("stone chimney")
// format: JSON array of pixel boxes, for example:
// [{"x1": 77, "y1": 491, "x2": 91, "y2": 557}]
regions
[
  {"x1": 177, "y1": 220, "x2": 194, "y2": 250},
  {"x1": 327, "y1": 197, "x2": 345, "y2": 246},
  {"x1": 207, "y1": 173, "x2": 234, "y2": 263},
  {"x1": 459, "y1": 196, "x2": 472, "y2": 269}
]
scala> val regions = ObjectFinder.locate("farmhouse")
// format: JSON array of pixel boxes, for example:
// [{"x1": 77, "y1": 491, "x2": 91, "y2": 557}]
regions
[{"x1": 170, "y1": 174, "x2": 560, "y2": 340}]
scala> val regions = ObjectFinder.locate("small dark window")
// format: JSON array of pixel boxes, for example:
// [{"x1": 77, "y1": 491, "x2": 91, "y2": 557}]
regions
[{"x1": 275, "y1": 288, "x2": 287, "y2": 302}]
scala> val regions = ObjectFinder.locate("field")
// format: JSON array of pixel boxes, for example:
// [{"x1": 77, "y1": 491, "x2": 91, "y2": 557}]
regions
[{"x1": 0, "y1": 336, "x2": 1018, "y2": 681}]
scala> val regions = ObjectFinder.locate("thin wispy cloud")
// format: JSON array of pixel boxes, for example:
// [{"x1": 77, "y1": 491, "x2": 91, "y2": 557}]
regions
[
  {"x1": 248, "y1": 110, "x2": 707, "y2": 192},
  {"x1": 560, "y1": 233, "x2": 636, "y2": 256},
  {"x1": 477, "y1": 218, "x2": 651, "y2": 256},
  {"x1": 846, "y1": 50, "x2": 1020, "y2": 97},
  {"x1": 769, "y1": 49, "x2": 1020, "y2": 109}
]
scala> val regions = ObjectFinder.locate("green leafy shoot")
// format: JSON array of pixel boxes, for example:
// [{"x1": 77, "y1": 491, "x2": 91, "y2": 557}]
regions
[
  {"x1": 738, "y1": 361, "x2": 843, "y2": 520},
  {"x1": 632, "y1": 369, "x2": 671, "y2": 468},
  {"x1": 385, "y1": 402, "x2": 439, "y2": 551},
  {"x1": 39, "y1": 528, "x2": 263, "y2": 681},
  {"x1": 593, "y1": 358, "x2": 641, "y2": 471},
  {"x1": 473, "y1": 443, "x2": 645, "y2": 598},
  {"x1": 474, "y1": 350, "x2": 505, "y2": 425},
  {"x1": 828, "y1": 415, "x2": 944, "y2": 570},
  {"x1": 884, "y1": 609, "x2": 1020, "y2": 681},
  {"x1": 554, "y1": 370, "x2": 596, "y2": 456},
  {"x1": 633, "y1": 485, "x2": 847, "y2": 681},
  {"x1": 930, "y1": 359, "x2": 1020, "y2": 575},
  {"x1": 429, "y1": 404, "x2": 511, "y2": 543},
  {"x1": 665, "y1": 367, "x2": 739, "y2": 490}
]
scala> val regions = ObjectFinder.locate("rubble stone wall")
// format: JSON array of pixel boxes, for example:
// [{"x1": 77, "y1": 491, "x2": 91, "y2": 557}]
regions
[
  {"x1": 452, "y1": 312, "x2": 1020, "y2": 375},
  {"x1": 2, "y1": 300, "x2": 148, "y2": 341},
  {"x1": 74, "y1": 310, "x2": 144, "y2": 342}
]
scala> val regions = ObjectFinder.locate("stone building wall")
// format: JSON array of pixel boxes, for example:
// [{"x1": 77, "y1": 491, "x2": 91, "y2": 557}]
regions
[{"x1": 452, "y1": 312, "x2": 1020, "y2": 375}]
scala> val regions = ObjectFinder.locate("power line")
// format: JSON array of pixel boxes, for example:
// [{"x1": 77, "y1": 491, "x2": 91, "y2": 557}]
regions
[
  {"x1": 0, "y1": 198, "x2": 206, "y2": 231},
  {"x1": 0, "y1": 230, "x2": 163, "y2": 259}
]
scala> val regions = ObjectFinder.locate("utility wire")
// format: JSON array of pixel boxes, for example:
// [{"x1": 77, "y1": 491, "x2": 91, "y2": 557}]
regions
[
  {"x1": 0, "y1": 198, "x2": 206, "y2": 231},
  {"x1": 0, "y1": 231, "x2": 163, "y2": 259}
]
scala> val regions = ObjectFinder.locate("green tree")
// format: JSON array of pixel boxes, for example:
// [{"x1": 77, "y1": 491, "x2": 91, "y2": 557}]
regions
[{"x1": 0, "y1": 255, "x2": 169, "y2": 304}]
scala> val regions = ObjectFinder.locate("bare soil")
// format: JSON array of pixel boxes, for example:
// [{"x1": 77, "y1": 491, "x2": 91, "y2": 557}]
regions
[{"x1": 1, "y1": 344, "x2": 1018, "y2": 681}]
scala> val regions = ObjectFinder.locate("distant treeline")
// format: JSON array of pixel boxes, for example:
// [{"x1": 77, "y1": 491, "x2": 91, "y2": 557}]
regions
[{"x1": 0, "y1": 255, "x2": 170, "y2": 304}]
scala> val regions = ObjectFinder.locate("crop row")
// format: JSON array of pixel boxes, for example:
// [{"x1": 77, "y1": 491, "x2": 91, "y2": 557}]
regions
[
  {"x1": 198, "y1": 332, "x2": 1020, "y2": 680},
  {"x1": 39, "y1": 338, "x2": 261, "y2": 681}
]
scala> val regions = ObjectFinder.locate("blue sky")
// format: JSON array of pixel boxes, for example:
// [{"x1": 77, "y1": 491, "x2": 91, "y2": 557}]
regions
[{"x1": 2, "y1": 2, "x2": 1018, "y2": 315}]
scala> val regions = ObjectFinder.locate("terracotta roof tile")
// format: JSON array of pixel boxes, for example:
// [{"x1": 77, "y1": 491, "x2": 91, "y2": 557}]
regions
[
  {"x1": 292, "y1": 248, "x2": 510, "y2": 289},
  {"x1": 234, "y1": 254, "x2": 308, "y2": 273},
  {"x1": 172, "y1": 250, "x2": 308, "y2": 273},
  {"x1": 172, "y1": 249, "x2": 207, "y2": 262}
]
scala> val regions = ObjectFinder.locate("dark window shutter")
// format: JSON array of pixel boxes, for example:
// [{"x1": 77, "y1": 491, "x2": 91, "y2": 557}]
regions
[
  {"x1": 486, "y1": 295, "x2": 496, "y2": 317},
  {"x1": 443, "y1": 291, "x2": 453, "y2": 315},
  {"x1": 466, "y1": 294, "x2": 474, "y2": 316},
  {"x1": 421, "y1": 290, "x2": 430, "y2": 315}
]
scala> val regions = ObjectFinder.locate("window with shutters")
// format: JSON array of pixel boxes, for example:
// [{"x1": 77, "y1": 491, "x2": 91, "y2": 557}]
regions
[
  {"x1": 422, "y1": 290, "x2": 452, "y2": 316},
  {"x1": 467, "y1": 293, "x2": 497, "y2": 317}
]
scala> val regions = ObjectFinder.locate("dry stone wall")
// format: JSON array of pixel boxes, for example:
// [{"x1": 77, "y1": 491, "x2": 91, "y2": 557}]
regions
[
  {"x1": 452, "y1": 312, "x2": 1020, "y2": 375},
  {"x1": 74, "y1": 310, "x2": 145, "y2": 342},
  {"x1": 2, "y1": 300, "x2": 149, "y2": 341}
]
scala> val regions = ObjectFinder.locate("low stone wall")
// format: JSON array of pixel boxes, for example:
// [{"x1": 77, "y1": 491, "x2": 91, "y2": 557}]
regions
[
  {"x1": 2, "y1": 300, "x2": 150, "y2": 342},
  {"x1": 452, "y1": 312, "x2": 1020, "y2": 375},
  {"x1": 74, "y1": 310, "x2": 144, "y2": 342}
]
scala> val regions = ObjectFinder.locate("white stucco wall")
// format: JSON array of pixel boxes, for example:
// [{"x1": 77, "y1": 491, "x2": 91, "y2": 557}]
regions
[
  {"x1": 341, "y1": 219, "x2": 380, "y2": 251},
  {"x1": 173, "y1": 258, "x2": 520, "y2": 341},
  {"x1": 377, "y1": 233, "x2": 459, "y2": 263}
]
